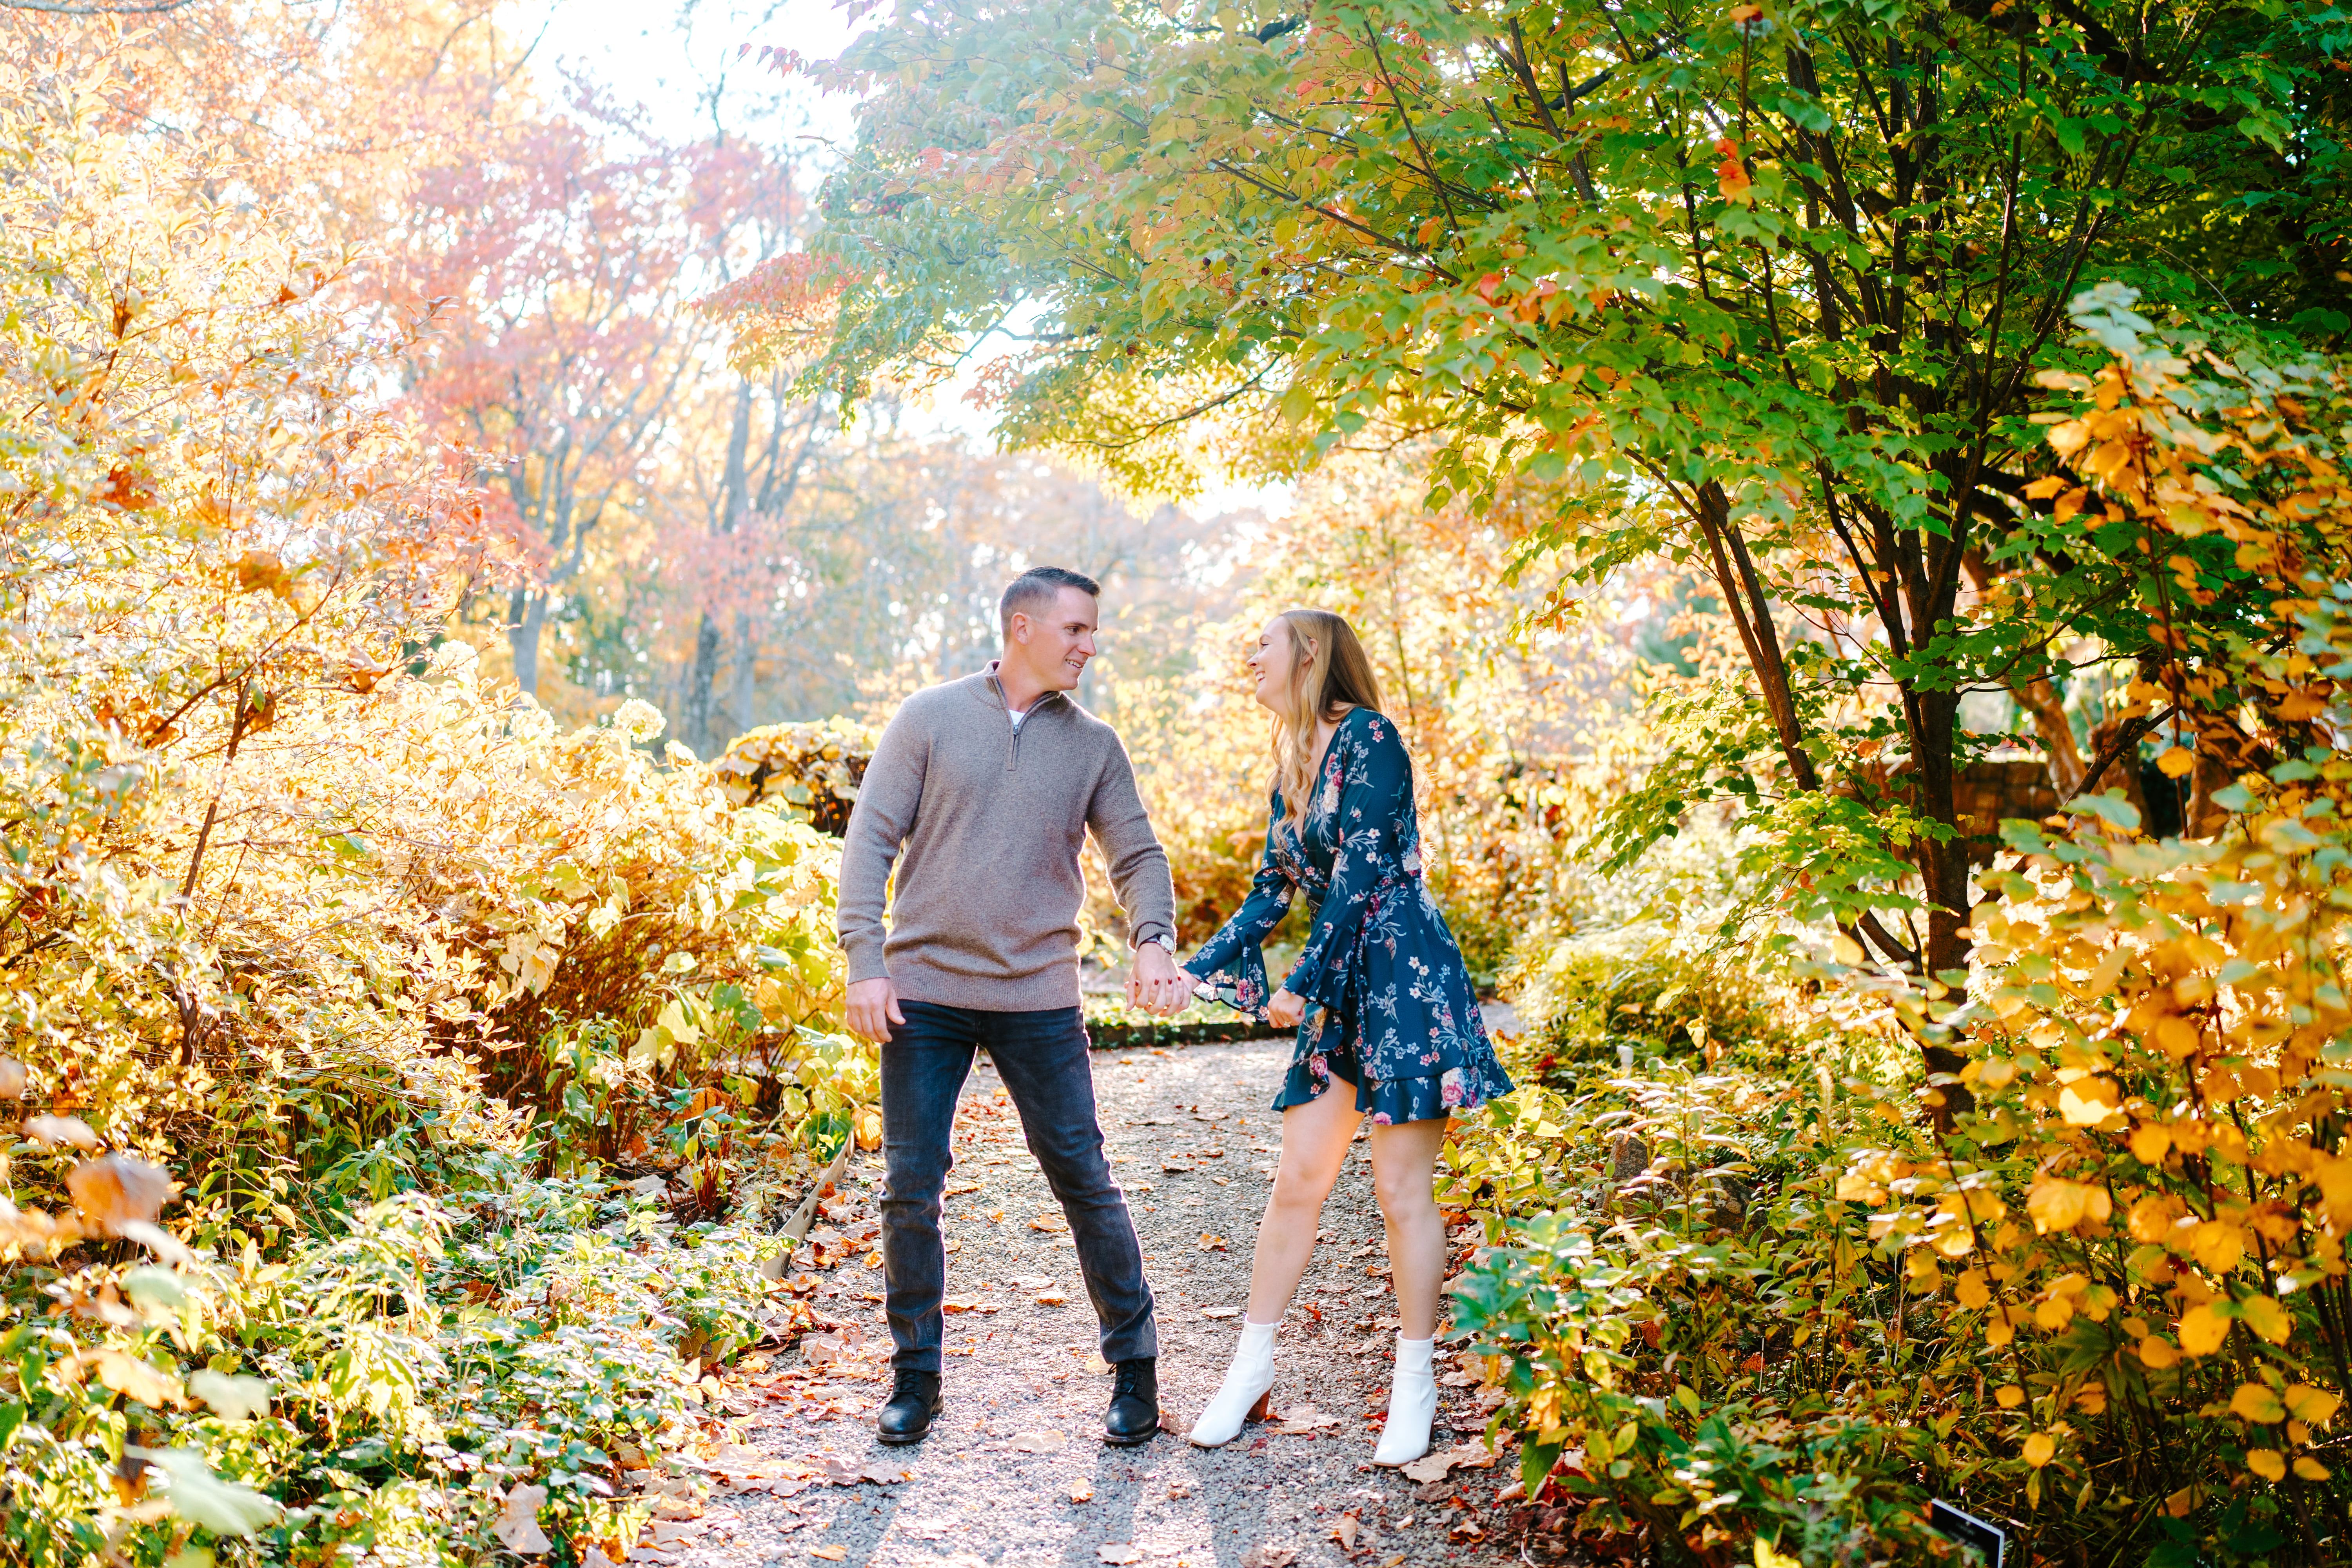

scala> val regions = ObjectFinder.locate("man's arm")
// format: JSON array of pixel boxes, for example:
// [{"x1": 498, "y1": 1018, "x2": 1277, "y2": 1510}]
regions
[
  {"x1": 838, "y1": 706, "x2": 927, "y2": 1039},
  {"x1": 1087, "y1": 733, "x2": 1183, "y2": 1014}
]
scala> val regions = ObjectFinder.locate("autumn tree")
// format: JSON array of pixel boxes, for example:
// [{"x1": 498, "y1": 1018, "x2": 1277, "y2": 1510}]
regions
[
  {"x1": 399, "y1": 94, "x2": 713, "y2": 700},
  {"x1": 757, "y1": 0, "x2": 2350, "y2": 1024}
]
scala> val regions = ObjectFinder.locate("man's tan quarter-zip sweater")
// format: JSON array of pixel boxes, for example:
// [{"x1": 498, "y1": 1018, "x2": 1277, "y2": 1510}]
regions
[{"x1": 837, "y1": 664, "x2": 1178, "y2": 1012}]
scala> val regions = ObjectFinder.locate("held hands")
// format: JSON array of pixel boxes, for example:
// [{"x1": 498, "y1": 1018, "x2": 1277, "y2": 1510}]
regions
[
  {"x1": 1127, "y1": 944, "x2": 1188, "y2": 1018},
  {"x1": 1266, "y1": 988, "x2": 1305, "y2": 1030},
  {"x1": 846, "y1": 977, "x2": 905, "y2": 1043}
]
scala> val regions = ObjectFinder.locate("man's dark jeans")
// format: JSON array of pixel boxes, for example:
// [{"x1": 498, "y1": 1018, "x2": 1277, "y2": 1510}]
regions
[{"x1": 879, "y1": 1000, "x2": 1157, "y2": 1373}]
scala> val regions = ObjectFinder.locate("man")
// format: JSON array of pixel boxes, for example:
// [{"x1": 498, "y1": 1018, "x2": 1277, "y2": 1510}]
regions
[{"x1": 838, "y1": 565, "x2": 1189, "y2": 1448}]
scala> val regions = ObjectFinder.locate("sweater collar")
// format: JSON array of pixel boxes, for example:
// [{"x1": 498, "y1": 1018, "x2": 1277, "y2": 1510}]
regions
[{"x1": 981, "y1": 660, "x2": 1069, "y2": 717}]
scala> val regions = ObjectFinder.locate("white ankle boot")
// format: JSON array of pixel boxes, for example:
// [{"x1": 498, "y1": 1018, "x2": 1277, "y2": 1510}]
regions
[
  {"x1": 1372, "y1": 1333, "x2": 1437, "y2": 1466},
  {"x1": 1188, "y1": 1317, "x2": 1277, "y2": 1447}
]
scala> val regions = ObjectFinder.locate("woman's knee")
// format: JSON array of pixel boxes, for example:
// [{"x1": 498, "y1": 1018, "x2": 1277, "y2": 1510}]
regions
[
  {"x1": 1370, "y1": 1142, "x2": 1439, "y2": 1213},
  {"x1": 1269, "y1": 1160, "x2": 1341, "y2": 1215}
]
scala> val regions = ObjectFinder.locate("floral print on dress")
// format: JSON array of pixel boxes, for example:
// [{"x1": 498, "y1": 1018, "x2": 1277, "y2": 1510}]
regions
[{"x1": 1181, "y1": 708, "x2": 1514, "y2": 1125}]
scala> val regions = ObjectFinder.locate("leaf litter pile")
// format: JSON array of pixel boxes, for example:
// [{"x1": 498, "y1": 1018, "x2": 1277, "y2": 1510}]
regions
[{"x1": 652, "y1": 1034, "x2": 1536, "y2": 1568}]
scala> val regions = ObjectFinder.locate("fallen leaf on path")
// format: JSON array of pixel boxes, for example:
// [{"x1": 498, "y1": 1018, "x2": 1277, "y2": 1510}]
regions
[
  {"x1": 810, "y1": 1547, "x2": 847, "y2": 1562},
  {"x1": 817, "y1": 1454, "x2": 865, "y2": 1485},
  {"x1": 1200, "y1": 1306, "x2": 1240, "y2": 1319},
  {"x1": 493, "y1": 1485, "x2": 553, "y2": 1553},
  {"x1": 1008, "y1": 1429, "x2": 1067, "y2": 1452},
  {"x1": 1083, "y1": 1352, "x2": 1111, "y2": 1374},
  {"x1": 942, "y1": 1298, "x2": 998, "y2": 1314},
  {"x1": 1098, "y1": 1548, "x2": 1142, "y2": 1566},
  {"x1": 1270, "y1": 1403, "x2": 1341, "y2": 1434},
  {"x1": 1162, "y1": 1159, "x2": 1194, "y2": 1173},
  {"x1": 1070, "y1": 1481, "x2": 1094, "y2": 1503},
  {"x1": 944, "y1": 1180, "x2": 981, "y2": 1196},
  {"x1": 1036, "y1": 1291, "x2": 1067, "y2": 1305},
  {"x1": 1333, "y1": 1513, "x2": 1359, "y2": 1549},
  {"x1": 1029, "y1": 1213, "x2": 1069, "y2": 1233},
  {"x1": 860, "y1": 1462, "x2": 909, "y2": 1484},
  {"x1": 1198, "y1": 1232, "x2": 1229, "y2": 1251},
  {"x1": 1011, "y1": 1275, "x2": 1058, "y2": 1291},
  {"x1": 1240, "y1": 1549, "x2": 1298, "y2": 1568}
]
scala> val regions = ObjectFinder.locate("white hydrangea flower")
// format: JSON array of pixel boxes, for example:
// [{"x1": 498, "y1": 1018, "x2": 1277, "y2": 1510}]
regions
[{"x1": 611, "y1": 699, "x2": 666, "y2": 743}]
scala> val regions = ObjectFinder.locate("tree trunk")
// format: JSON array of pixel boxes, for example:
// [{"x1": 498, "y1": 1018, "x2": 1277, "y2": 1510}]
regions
[
  {"x1": 681, "y1": 610, "x2": 721, "y2": 756},
  {"x1": 507, "y1": 586, "x2": 549, "y2": 699},
  {"x1": 2008, "y1": 675, "x2": 2086, "y2": 795},
  {"x1": 731, "y1": 608, "x2": 758, "y2": 735}
]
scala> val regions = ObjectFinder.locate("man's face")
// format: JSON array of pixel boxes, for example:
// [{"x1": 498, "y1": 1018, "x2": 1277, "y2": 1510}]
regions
[{"x1": 1008, "y1": 586, "x2": 1099, "y2": 691}]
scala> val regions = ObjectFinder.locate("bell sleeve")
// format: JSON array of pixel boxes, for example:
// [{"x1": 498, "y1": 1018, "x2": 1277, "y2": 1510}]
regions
[
  {"x1": 1180, "y1": 793, "x2": 1295, "y2": 1021},
  {"x1": 1279, "y1": 715, "x2": 1413, "y2": 1007}
]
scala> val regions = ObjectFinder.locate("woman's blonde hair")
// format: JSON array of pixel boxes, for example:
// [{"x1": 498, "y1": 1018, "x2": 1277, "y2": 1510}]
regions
[{"x1": 1267, "y1": 609, "x2": 1383, "y2": 829}]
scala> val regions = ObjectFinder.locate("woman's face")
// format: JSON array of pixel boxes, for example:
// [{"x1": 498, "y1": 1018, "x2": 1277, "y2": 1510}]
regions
[{"x1": 1247, "y1": 617, "x2": 1301, "y2": 713}]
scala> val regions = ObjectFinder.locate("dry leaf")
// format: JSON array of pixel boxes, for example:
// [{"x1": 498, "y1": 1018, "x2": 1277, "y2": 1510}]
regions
[
  {"x1": 492, "y1": 1484, "x2": 553, "y2": 1553},
  {"x1": 817, "y1": 1454, "x2": 865, "y2": 1484},
  {"x1": 23, "y1": 1115, "x2": 99, "y2": 1151},
  {"x1": 858, "y1": 1462, "x2": 909, "y2": 1485},
  {"x1": 1270, "y1": 1403, "x2": 1341, "y2": 1434},
  {"x1": 1098, "y1": 1548, "x2": 1142, "y2": 1566},
  {"x1": 234, "y1": 549, "x2": 290, "y2": 596},
  {"x1": 1333, "y1": 1513, "x2": 1359, "y2": 1549},
  {"x1": 1008, "y1": 1429, "x2": 1067, "y2": 1452},
  {"x1": 1070, "y1": 1481, "x2": 1094, "y2": 1504},
  {"x1": 1240, "y1": 1549, "x2": 1299, "y2": 1568},
  {"x1": 0, "y1": 1199, "x2": 63, "y2": 1249},
  {"x1": 1036, "y1": 1291, "x2": 1067, "y2": 1305},
  {"x1": 1201, "y1": 1306, "x2": 1241, "y2": 1319},
  {"x1": 1029, "y1": 1213, "x2": 1069, "y2": 1233},
  {"x1": 67, "y1": 1154, "x2": 172, "y2": 1233},
  {"x1": 810, "y1": 1547, "x2": 847, "y2": 1562},
  {"x1": 91, "y1": 1348, "x2": 183, "y2": 1409},
  {"x1": 1401, "y1": 1450, "x2": 1454, "y2": 1483},
  {"x1": 1198, "y1": 1232, "x2": 1229, "y2": 1251}
]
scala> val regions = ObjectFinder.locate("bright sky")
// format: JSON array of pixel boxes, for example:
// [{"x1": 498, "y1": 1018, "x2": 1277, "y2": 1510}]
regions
[{"x1": 509, "y1": 0, "x2": 1291, "y2": 518}]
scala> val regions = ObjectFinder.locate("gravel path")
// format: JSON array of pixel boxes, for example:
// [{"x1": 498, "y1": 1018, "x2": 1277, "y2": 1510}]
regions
[{"x1": 654, "y1": 1032, "x2": 1530, "y2": 1568}]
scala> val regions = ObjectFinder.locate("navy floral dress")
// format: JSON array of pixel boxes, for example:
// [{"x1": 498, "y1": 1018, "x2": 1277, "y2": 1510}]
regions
[{"x1": 1181, "y1": 708, "x2": 1513, "y2": 1124}]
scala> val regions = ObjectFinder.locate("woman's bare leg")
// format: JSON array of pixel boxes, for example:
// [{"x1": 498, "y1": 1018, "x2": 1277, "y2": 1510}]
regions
[
  {"x1": 1368, "y1": 1115, "x2": 1451, "y2": 1339},
  {"x1": 1243, "y1": 1080, "x2": 1364, "y2": 1323}
]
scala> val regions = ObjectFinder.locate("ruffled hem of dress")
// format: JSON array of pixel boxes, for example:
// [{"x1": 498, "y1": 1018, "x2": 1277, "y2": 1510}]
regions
[{"x1": 1272, "y1": 1055, "x2": 1514, "y2": 1124}]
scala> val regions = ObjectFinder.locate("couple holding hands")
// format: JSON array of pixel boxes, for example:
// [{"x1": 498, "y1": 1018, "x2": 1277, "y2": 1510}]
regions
[{"x1": 837, "y1": 566, "x2": 1512, "y2": 1462}]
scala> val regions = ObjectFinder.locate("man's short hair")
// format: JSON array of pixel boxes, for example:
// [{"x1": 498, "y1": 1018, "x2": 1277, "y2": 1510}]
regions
[{"x1": 999, "y1": 565, "x2": 1101, "y2": 637}]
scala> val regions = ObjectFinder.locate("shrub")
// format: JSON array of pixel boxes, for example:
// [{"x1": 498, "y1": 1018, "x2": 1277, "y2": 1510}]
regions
[
  {"x1": 714, "y1": 718, "x2": 878, "y2": 835},
  {"x1": 0, "y1": 50, "x2": 872, "y2": 1565},
  {"x1": 1443, "y1": 298, "x2": 2352, "y2": 1566}
]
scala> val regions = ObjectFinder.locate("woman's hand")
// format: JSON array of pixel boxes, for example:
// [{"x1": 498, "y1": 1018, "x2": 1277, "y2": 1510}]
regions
[{"x1": 1266, "y1": 988, "x2": 1305, "y2": 1029}]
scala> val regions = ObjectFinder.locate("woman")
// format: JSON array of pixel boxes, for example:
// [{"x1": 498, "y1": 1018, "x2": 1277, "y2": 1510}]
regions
[{"x1": 1179, "y1": 609, "x2": 1512, "y2": 1465}]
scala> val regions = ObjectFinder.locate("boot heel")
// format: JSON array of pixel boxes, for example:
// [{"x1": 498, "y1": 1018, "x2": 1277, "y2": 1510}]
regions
[{"x1": 1247, "y1": 1390, "x2": 1272, "y2": 1423}]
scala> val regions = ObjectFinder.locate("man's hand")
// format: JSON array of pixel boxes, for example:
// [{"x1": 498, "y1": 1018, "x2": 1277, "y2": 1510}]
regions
[
  {"x1": 1127, "y1": 944, "x2": 1187, "y2": 1017},
  {"x1": 846, "y1": 977, "x2": 905, "y2": 1043},
  {"x1": 1266, "y1": 988, "x2": 1305, "y2": 1030}
]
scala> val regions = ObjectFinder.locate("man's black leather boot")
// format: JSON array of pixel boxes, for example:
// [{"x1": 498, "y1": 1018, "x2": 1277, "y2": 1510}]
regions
[
  {"x1": 877, "y1": 1369, "x2": 943, "y2": 1445},
  {"x1": 1103, "y1": 1357, "x2": 1160, "y2": 1446}
]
